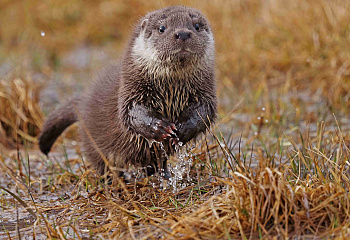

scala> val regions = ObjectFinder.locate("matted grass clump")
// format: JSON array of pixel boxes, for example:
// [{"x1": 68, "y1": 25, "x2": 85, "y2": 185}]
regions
[{"x1": 0, "y1": 74, "x2": 43, "y2": 148}]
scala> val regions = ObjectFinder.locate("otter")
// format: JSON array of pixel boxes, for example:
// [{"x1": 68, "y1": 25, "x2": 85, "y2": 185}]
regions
[{"x1": 38, "y1": 6, "x2": 216, "y2": 180}]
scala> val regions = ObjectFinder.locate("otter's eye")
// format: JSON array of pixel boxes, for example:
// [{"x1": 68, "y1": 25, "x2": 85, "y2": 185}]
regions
[
  {"x1": 194, "y1": 23, "x2": 200, "y2": 31},
  {"x1": 159, "y1": 26, "x2": 166, "y2": 33}
]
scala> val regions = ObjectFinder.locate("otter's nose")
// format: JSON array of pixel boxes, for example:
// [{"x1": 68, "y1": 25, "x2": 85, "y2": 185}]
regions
[{"x1": 174, "y1": 31, "x2": 191, "y2": 41}]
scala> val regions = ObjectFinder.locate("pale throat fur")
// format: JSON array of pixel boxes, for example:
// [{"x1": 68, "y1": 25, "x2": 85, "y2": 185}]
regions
[{"x1": 130, "y1": 15, "x2": 215, "y2": 79}]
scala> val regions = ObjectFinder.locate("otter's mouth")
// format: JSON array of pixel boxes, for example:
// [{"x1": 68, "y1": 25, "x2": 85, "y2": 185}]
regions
[
  {"x1": 181, "y1": 47, "x2": 194, "y2": 52},
  {"x1": 173, "y1": 47, "x2": 194, "y2": 54},
  {"x1": 178, "y1": 50, "x2": 190, "y2": 56},
  {"x1": 172, "y1": 48, "x2": 194, "y2": 60}
]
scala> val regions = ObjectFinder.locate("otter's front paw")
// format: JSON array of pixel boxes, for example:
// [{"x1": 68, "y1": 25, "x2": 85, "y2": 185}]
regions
[
  {"x1": 175, "y1": 121, "x2": 198, "y2": 145},
  {"x1": 151, "y1": 119, "x2": 178, "y2": 142}
]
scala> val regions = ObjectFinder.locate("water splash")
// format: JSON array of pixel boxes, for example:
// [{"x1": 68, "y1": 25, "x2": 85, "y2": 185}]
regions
[
  {"x1": 143, "y1": 140, "x2": 195, "y2": 192},
  {"x1": 168, "y1": 144, "x2": 193, "y2": 193}
]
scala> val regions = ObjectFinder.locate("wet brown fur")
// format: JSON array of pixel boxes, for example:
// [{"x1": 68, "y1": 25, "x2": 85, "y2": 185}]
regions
[{"x1": 39, "y1": 6, "x2": 216, "y2": 177}]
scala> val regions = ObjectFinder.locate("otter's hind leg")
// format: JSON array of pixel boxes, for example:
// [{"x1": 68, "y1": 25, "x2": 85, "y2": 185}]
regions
[{"x1": 82, "y1": 141, "x2": 124, "y2": 181}]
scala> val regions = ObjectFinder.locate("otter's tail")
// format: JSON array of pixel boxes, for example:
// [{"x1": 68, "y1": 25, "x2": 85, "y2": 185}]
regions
[{"x1": 39, "y1": 96, "x2": 80, "y2": 155}]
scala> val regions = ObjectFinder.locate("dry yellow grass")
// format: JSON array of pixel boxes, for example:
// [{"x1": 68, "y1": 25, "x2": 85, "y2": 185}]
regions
[
  {"x1": 1, "y1": 0, "x2": 350, "y2": 239},
  {"x1": 0, "y1": 74, "x2": 43, "y2": 147}
]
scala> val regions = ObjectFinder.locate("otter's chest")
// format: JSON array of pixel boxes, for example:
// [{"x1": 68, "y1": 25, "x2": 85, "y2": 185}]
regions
[{"x1": 150, "y1": 83, "x2": 197, "y2": 122}]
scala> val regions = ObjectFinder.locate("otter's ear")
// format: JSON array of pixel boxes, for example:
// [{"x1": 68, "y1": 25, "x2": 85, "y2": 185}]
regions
[{"x1": 140, "y1": 19, "x2": 148, "y2": 32}]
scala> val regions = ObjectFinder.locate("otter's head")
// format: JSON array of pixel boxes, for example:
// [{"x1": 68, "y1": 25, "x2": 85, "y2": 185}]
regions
[{"x1": 131, "y1": 6, "x2": 215, "y2": 78}]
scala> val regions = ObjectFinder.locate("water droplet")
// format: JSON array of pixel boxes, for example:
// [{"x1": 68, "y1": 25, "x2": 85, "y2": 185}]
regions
[
  {"x1": 254, "y1": 132, "x2": 258, "y2": 136},
  {"x1": 262, "y1": 107, "x2": 265, "y2": 111},
  {"x1": 265, "y1": 119, "x2": 269, "y2": 123},
  {"x1": 257, "y1": 117, "x2": 261, "y2": 120},
  {"x1": 41, "y1": 31, "x2": 45, "y2": 37},
  {"x1": 146, "y1": 139, "x2": 155, "y2": 148}
]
